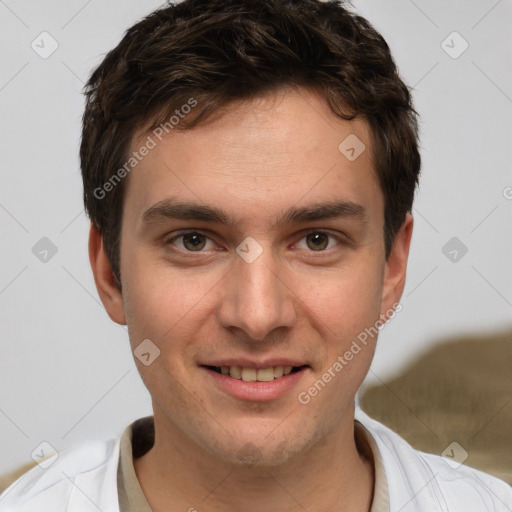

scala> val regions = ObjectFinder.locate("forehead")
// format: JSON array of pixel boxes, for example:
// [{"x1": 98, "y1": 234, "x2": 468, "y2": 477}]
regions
[{"x1": 124, "y1": 87, "x2": 382, "y2": 230}]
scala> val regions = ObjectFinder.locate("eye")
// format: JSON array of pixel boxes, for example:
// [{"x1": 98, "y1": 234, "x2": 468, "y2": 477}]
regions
[
  {"x1": 295, "y1": 231, "x2": 341, "y2": 252},
  {"x1": 168, "y1": 231, "x2": 216, "y2": 252}
]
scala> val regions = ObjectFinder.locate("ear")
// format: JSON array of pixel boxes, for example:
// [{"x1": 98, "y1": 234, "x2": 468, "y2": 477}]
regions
[
  {"x1": 380, "y1": 213, "x2": 413, "y2": 319},
  {"x1": 88, "y1": 223, "x2": 126, "y2": 325}
]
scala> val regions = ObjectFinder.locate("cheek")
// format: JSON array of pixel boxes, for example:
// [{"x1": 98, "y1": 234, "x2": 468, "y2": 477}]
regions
[
  {"x1": 300, "y1": 264, "x2": 384, "y2": 338},
  {"x1": 121, "y1": 267, "x2": 208, "y2": 400},
  {"x1": 295, "y1": 268, "x2": 383, "y2": 415},
  {"x1": 122, "y1": 249, "x2": 218, "y2": 340}
]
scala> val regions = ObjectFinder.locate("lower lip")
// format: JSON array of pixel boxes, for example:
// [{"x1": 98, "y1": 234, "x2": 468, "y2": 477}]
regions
[{"x1": 201, "y1": 367, "x2": 308, "y2": 402}]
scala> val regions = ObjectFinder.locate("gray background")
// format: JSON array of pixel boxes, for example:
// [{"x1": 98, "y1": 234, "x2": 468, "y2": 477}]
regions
[{"x1": 1, "y1": 0, "x2": 511, "y2": 474}]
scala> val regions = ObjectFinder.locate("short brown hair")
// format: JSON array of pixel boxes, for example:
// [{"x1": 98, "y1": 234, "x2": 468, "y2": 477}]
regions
[{"x1": 80, "y1": 0, "x2": 421, "y2": 286}]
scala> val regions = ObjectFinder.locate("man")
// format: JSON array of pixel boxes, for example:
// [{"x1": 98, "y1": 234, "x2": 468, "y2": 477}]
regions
[{"x1": 1, "y1": 0, "x2": 510, "y2": 510}]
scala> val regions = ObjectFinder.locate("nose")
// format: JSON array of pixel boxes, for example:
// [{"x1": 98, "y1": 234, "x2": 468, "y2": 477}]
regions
[{"x1": 217, "y1": 246, "x2": 297, "y2": 342}]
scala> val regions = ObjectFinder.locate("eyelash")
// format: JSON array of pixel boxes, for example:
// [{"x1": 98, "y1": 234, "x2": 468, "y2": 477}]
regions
[{"x1": 165, "y1": 230, "x2": 345, "y2": 255}]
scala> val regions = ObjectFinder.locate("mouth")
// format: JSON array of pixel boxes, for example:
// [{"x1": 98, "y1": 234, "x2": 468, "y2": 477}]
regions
[{"x1": 201, "y1": 365, "x2": 308, "y2": 382}]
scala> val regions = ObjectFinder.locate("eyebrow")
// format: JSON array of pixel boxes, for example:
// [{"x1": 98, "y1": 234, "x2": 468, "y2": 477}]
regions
[{"x1": 141, "y1": 198, "x2": 368, "y2": 229}]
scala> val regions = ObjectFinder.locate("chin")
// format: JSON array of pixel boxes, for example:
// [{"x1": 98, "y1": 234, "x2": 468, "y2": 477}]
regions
[{"x1": 206, "y1": 421, "x2": 327, "y2": 468}]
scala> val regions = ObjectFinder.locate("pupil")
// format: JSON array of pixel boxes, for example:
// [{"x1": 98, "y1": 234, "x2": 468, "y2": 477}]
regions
[
  {"x1": 307, "y1": 232, "x2": 328, "y2": 251},
  {"x1": 184, "y1": 233, "x2": 205, "y2": 250}
]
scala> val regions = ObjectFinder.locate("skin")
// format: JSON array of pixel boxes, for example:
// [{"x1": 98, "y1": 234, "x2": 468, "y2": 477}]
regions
[{"x1": 90, "y1": 86, "x2": 413, "y2": 512}]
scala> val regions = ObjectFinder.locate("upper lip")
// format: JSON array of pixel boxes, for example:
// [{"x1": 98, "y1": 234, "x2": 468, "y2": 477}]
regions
[{"x1": 200, "y1": 358, "x2": 308, "y2": 369}]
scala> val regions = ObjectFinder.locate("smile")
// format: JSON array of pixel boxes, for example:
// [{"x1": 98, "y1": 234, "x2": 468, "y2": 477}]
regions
[{"x1": 203, "y1": 365, "x2": 306, "y2": 382}]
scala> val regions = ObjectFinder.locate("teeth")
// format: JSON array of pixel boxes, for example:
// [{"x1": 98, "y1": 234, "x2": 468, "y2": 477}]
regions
[
  {"x1": 256, "y1": 368, "x2": 275, "y2": 382},
  {"x1": 229, "y1": 366, "x2": 242, "y2": 379},
  {"x1": 274, "y1": 366, "x2": 284, "y2": 378},
  {"x1": 217, "y1": 365, "x2": 300, "y2": 381},
  {"x1": 241, "y1": 368, "x2": 257, "y2": 381}
]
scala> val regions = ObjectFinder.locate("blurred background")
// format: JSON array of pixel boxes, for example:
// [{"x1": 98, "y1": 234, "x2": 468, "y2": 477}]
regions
[{"x1": 1, "y1": 0, "x2": 511, "y2": 486}]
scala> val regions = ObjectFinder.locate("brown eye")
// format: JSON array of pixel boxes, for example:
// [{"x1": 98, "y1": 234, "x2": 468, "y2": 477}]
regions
[
  {"x1": 305, "y1": 232, "x2": 329, "y2": 251},
  {"x1": 182, "y1": 233, "x2": 207, "y2": 251}
]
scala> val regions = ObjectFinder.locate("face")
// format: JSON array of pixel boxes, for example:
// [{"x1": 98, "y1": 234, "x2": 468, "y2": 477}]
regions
[{"x1": 91, "y1": 87, "x2": 411, "y2": 466}]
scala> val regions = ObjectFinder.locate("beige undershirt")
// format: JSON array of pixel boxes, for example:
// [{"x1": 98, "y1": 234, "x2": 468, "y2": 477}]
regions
[{"x1": 117, "y1": 416, "x2": 389, "y2": 512}]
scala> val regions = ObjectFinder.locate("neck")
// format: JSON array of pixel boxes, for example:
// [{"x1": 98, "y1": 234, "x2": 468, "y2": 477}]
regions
[{"x1": 134, "y1": 404, "x2": 374, "y2": 512}]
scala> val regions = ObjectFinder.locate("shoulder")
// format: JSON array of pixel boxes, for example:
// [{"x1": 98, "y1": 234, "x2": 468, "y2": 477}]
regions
[
  {"x1": 355, "y1": 407, "x2": 512, "y2": 511},
  {"x1": 419, "y1": 450, "x2": 512, "y2": 510},
  {"x1": 0, "y1": 436, "x2": 121, "y2": 512}
]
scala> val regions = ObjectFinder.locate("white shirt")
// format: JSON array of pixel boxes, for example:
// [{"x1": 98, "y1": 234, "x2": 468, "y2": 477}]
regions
[{"x1": 1, "y1": 408, "x2": 511, "y2": 511}]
